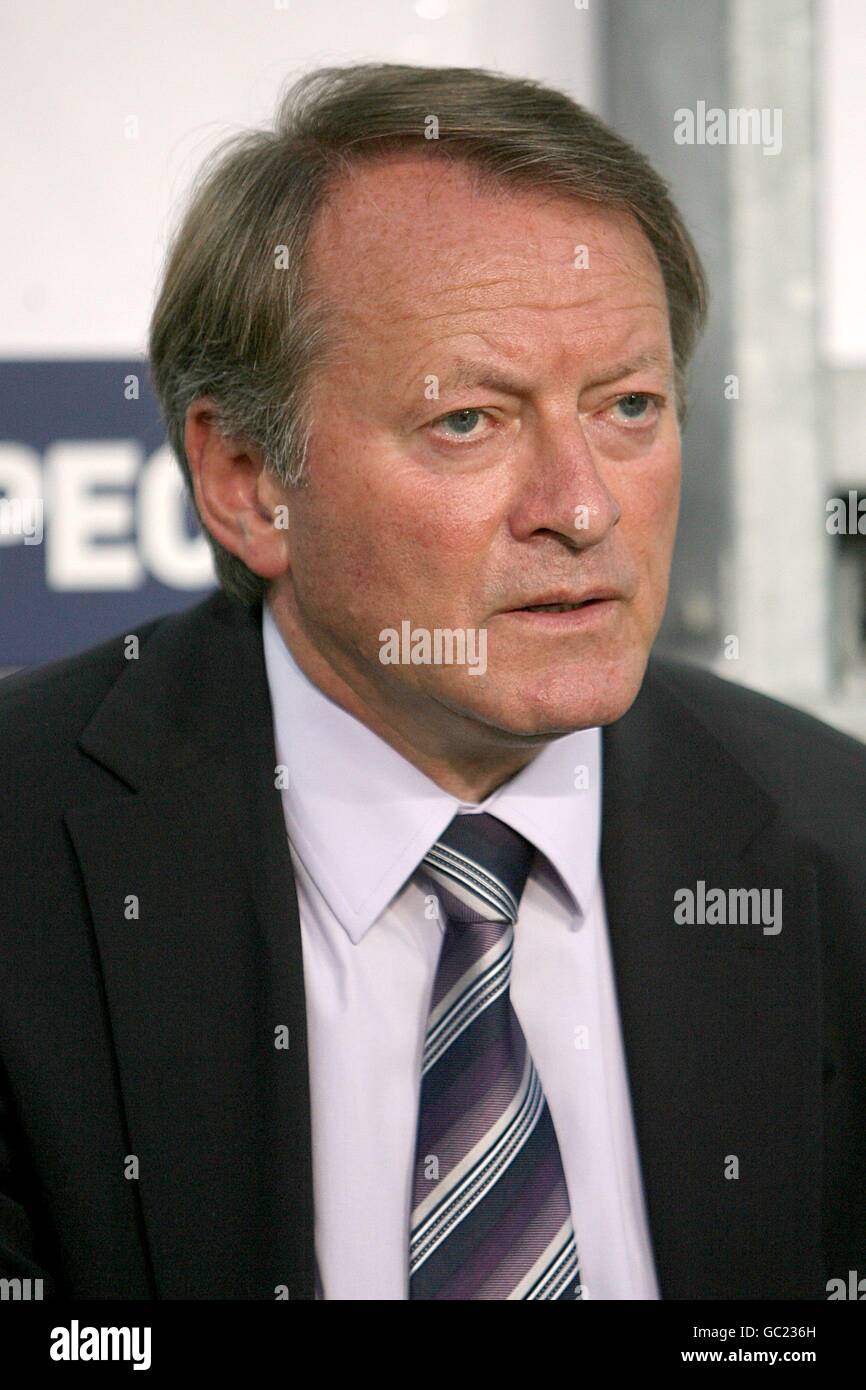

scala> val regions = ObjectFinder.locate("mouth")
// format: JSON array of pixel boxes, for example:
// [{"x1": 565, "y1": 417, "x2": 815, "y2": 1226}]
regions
[
  {"x1": 495, "y1": 589, "x2": 624, "y2": 629},
  {"x1": 501, "y1": 589, "x2": 624, "y2": 615},
  {"x1": 516, "y1": 601, "x2": 598, "y2": 613}
]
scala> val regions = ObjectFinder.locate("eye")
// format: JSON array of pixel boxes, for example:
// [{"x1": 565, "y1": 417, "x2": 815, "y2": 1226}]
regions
[
  {"x1": 612, "y1": 392, "x2": 660, "y2": 424},
  {"x1": 431, "y1": 407, "x2": 489, "y2": 439}
]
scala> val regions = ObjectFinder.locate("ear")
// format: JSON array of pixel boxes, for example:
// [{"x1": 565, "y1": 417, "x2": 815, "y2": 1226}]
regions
[{"x1": 183, "y1": 396, "x2": 292, "y2": 581}]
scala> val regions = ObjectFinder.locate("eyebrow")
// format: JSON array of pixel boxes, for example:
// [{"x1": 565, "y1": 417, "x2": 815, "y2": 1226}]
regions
[{"x1": 436, "y1": 350, "x2": 673, "y2": 396}]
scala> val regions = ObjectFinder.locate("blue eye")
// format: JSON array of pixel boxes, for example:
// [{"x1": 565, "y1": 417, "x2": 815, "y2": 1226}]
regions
[
  {"x1": 615, "y1": 393, "x2": 654, "y2": 421},
  {"x1": 438, "y1": 408, "x2": 484, "y2": 436}
]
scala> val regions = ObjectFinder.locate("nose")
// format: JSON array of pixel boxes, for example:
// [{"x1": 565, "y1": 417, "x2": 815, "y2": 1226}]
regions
[{"x1": 507, "y1": 409, "x2": 621, "y2": 550}]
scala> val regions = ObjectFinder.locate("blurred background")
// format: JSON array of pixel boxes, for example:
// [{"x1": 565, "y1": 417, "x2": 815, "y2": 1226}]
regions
[{"x1": 1, "y1": 0, "x2": 864, "y2": 739}]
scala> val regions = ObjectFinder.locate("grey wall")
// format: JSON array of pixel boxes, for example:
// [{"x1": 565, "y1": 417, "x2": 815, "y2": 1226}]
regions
[{"x1": 600, "y1": 0, "x2": 733, "y2": 666}]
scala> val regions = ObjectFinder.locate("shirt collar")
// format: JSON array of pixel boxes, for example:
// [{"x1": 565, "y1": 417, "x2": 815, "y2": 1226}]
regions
[{"x1": 263, "y1": 602, "x2": 601, "y2": 943}]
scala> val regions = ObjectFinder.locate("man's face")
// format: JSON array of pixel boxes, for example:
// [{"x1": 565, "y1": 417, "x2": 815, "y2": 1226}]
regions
[{"x1": 276, "y1": 153, "x2": 681, "y2": 742}]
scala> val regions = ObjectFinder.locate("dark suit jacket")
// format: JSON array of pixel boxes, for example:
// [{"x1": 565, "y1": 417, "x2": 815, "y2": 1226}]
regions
[{"x1": 1, "y1": 591, "x2": 864, "y2": 1299}]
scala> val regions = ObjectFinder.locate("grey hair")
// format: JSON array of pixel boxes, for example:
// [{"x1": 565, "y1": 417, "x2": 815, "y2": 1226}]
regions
[{"x1": 148, "y1": 62, "x2": 709, "y2": 606}]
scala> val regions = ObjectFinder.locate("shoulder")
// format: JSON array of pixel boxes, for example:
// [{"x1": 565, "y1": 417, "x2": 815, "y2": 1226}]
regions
[
  {"x1": 0, "y1": 612, "x2": 165, "y2": 748},
  {"x1": 0, "y1": 592, "x2": 237, "y2": 774},
  {"x1": 644, "y1": 653, "x2": 866, "y2": 828}
]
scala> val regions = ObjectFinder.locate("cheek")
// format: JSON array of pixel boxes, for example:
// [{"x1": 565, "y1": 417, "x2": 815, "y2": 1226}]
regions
[
  {"x1": 615, "y1": 461, "x2": 680, "y2": 592},
  {"x1": 643, "y1": 482, "x2": 679, "y2": 556},
  {"x1": 291, "y1": 460, "x2": 479, "y2": 616},
  {"x1": 402, "y1": 505, "x2": 486, "y2": 568},
  {"x1": 629, "y1": 449, "x2": 680, "y2": 538},
  {"x1": 348, "y1": 462, "x2": 500, "y2": 577}
]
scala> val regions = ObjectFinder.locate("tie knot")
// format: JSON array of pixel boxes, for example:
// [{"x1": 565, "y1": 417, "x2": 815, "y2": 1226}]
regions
[{"x1": 421, "y1": 812, "x2": 535, "y2": 925}]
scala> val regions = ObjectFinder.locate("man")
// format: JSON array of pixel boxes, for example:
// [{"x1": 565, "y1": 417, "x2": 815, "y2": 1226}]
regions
[{"x1": 1, "y1": 63, "x2": 864, "y2": 1301}]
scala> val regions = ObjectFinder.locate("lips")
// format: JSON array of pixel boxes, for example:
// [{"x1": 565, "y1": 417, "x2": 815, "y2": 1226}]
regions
[
  {"x1": 502, "y1": 588, "x2": 623, "y2": 613},
  {"x1": 522, "y1": 602, "x2": 585, "y2": 612}
]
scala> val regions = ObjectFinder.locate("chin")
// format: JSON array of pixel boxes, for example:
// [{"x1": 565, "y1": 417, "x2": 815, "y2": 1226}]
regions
[{"x1": 461, "y1": 646, "x2": 651, "y2": 739}]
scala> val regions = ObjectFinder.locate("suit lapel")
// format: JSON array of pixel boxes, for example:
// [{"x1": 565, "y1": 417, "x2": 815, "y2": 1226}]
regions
[
  {"x1": 601, "y1": 662, "x2": 823, "y2": 1298},
  {"x1": 63, "y1": 595, "x2": 315, "y2": 1298}
]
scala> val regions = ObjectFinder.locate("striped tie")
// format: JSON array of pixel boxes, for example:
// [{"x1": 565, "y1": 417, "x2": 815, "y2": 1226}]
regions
[{"x1": 409, "y1": 812, "x2": 582, "y2": 1300}]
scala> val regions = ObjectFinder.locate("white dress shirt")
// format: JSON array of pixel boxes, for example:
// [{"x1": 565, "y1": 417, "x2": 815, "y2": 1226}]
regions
[{"x1": 262, "y1": 601, "x2": 660, "y2": 1300}]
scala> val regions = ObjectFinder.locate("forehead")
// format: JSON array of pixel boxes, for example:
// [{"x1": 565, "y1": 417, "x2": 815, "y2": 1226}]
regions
[{"x1": 304, "y1": 152, "x2": 671, "y2": 366}]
